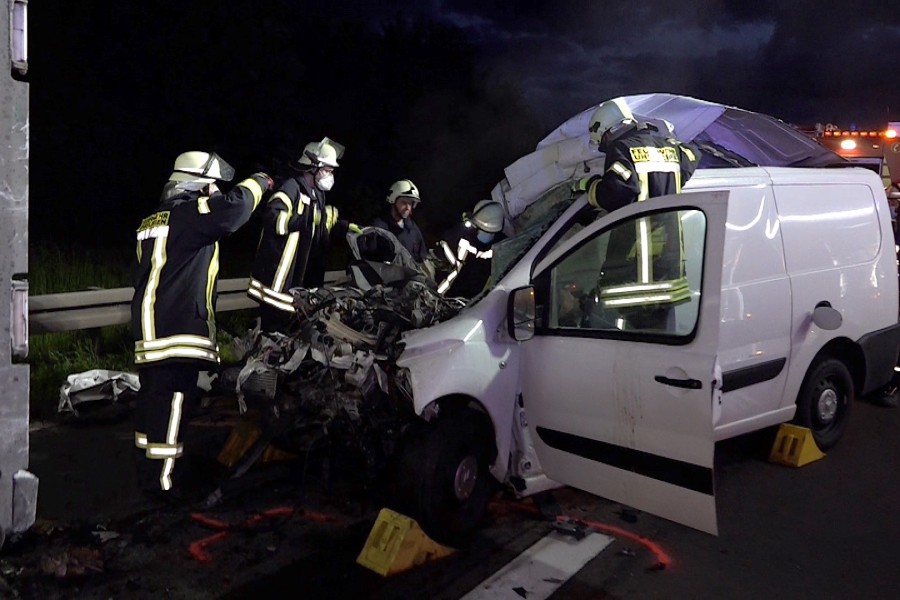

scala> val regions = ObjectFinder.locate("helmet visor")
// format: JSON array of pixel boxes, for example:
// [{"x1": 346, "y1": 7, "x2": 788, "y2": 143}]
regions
[{"x1": 201, "y1": 153, "x2": 235, "y2": 182}]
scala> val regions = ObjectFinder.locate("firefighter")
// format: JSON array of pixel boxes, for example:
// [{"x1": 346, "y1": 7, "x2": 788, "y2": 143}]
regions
[
  {"x1": 370, "y1": 179, "x2": 428, "y2": 262},
  {"x1": 437, "y1": 199, "x2": 506, "y2": 298},
  {"x1": 575, "y1": 98, "x2": 701, "y2": 330},
  {"x1": 131, "y1": 151, "x2": 272, "y2": 498},
  {"x1": 248, "y1": 137, "x2": 356, "y2": 335}
]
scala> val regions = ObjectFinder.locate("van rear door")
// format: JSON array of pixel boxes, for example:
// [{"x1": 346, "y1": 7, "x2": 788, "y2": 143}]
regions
[{"x1": 519, "y1": 190, "x2": 729, "y2": 534}]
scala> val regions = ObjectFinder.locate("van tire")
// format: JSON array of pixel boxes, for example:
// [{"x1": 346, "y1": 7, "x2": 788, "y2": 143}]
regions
[
  {"x1": 795, "y1": 357, "x2": 853, "y2": 450},
  {"x1": 394, "y1": 412, "x2": 497, "y2": 546}
]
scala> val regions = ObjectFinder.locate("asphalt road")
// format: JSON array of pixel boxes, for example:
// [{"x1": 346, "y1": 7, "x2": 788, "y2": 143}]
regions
[{"x1": 4, "y1": 394, "x2": 900, "y2": 599}]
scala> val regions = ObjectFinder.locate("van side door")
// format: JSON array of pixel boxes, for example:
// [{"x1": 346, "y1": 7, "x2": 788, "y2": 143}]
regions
[{"x1": 519, "y1": 190, "x2": 729, "y2": 534}]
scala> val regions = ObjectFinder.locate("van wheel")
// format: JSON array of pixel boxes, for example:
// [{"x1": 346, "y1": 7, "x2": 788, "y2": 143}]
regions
[
  {"x1": 394, "y1": 412, "x2": 497, "y2": 546},
  {"x1": 795, "y1": 357, "x2": 853, "y2": 450}
]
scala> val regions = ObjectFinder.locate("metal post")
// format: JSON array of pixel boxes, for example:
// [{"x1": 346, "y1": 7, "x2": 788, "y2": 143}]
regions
[{"x1": 0, "y1": 0, "x2": 38, "y2": 548}]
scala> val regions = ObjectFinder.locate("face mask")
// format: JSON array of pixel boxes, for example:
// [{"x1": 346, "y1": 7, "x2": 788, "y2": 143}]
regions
[
  {"x1": 476, "y1": 230, "x2": 495, "y2": 244},
  {"x1": 315, "y1": 170, "x2": 334, "y2": 191}
]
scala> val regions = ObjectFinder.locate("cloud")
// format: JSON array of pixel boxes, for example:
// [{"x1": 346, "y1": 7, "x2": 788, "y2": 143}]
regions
[{"x1": 430, "y1": 0, "x2": 900, "y2": 129}]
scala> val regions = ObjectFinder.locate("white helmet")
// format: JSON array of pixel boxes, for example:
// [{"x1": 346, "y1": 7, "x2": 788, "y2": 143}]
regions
[
  {"x1": 469, "y1": 199, "x2": 504, "y2": 233},
  {"x1": 297, "y1": 137, "x2": 344, "y2": 169},
  {"x1": 386, "y1": 179, "x2": 420, "y2": 205},
  {"x1": 168, "y1": 151, "x2": 235, "y2": 183},
  {"x1": 588, "y1": 98, "x2": 636, "y2": 147}
]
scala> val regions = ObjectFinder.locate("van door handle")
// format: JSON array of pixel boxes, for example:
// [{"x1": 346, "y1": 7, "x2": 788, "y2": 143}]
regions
[{"x1": 654, "y1": 375, "x2": 702, "y2": 389}]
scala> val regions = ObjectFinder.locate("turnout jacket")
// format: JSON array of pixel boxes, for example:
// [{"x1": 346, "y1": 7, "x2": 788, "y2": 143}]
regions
[
  {"x1": 372, "y1": 212, "x2": 427, "y2": 261},
  {"x1": 585, "y1": 123, "x2": 700, "y2": 212},
  {"x1": 131, "y1": 174, "x2": 268, "y2": 366},
  {"x1": 248, "y1": 176, "x2": 345, "y2": 314}
]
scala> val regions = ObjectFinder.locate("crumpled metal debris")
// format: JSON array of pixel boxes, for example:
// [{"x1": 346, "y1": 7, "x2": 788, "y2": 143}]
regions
[
  {"x1": 39, "y1": 546, "x2": 104, "y2": 578},
  {"x1": 58, "y1": 369, "x2": 140, "y2": 415},
  {"x1": 233, "y1": 231, "x2": 466, "y2": 478}
]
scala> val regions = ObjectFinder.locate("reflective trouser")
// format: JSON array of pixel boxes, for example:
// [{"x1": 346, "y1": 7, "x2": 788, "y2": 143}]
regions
[{"x1": 134, "y1": 363, "x2": 203, "y2": 492}]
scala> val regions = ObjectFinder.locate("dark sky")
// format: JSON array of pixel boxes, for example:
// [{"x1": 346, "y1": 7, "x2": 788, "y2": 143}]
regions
[
  {"x1": 28, "y1": 1, "x2": 900, "y2": 255},
  {"x1": 324, "y1": 0, "x2": 899, "y2": 130}
]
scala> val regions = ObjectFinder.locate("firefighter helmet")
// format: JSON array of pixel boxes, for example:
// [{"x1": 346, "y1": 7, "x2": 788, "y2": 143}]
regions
[
  {"x1": 588, "y1": 98, "x2": 636, "y2": 147},
  {"x1": 469, "y1": 199, "x2": 504, "y2": 233},
  {"x1": 169, "y1": 151, "x2": 235, "y2": 183},
  {"x1": 386, "y1": 179, "x2": 420, "y2": 205},
  {"x1": 297, "y1": 137, "x2": 344, "y2": 169}
]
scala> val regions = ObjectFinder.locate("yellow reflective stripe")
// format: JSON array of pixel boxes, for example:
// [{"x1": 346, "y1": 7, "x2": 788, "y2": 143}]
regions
[
  {"x1": 136, "y1": 334, "x2": 216, "y2": 350},
  {"x1": 682, "y1": 146, "x2": 696, "y2": 162},
  {"x1": 135, "y1": 347, "x2": 218, "y2": 364},
  {"x1": 637, "y1": 217, "x2": 651, "y2": 282},
  {"x1": 197, "y1": 196, "x2": 211, "y2": 214},
  {"x1": 248, "y1": 286, "x2": 295, "y2": 313},
  {"x1": 238, "y1": 177, "x2": 265, "y2": 210},
  {"x1": 166, "y1": 392, "x2": 183, "y2": 446},
  {"x1": 325, "y1": 206, "x2": 338, "y2": 231},
  {"x1": 146, "y1": 443, "x2": 184, "y2": 458},
  {"x1": 637, "y1": 173, "x2": 650, "y2": 202},
  {"x1": 675, "y1": 170, "x2": 682, "y2": 193},
  {"x1": 248, "y1": 278, "x2": 293, "y2": 304},
  {"x1": 161, "y1": 457, "x2": 175, "y2": 491},
  {"x1": 136, "y1": 240, "x2": 142, "y2": 263},
  {"x1": 206, "y1": 242, "x2": 219, "y2": 339},
  {"x1": 276, "y1": 211, "x2": 290, "y2": 236},
  {"x1": 135, "y1": 432, "x2": 148, "y2": 449},
  {"x1": 609, "y1": 161, "x2": 632, "y2": 181},
  {"x1": 141, "y1": 236, "x2": 167, "y2": 341},
  {"x1": 599, "y1": 278, "x2": 691, "y2": 307},
  {"x1": 634, "y1": 160, "x2": 680, "y2": 175},
  {"x1": 272, "y1": 232, "x2": 300, "y2": 292},
  {"x1": 271, "y1": 192, "x2": 293, "y2": 236}
]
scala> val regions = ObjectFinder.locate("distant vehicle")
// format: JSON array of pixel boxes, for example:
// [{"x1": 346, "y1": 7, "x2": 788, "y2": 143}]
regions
[{"x1": 801, "y1": 122, "x2": 900, "y2": 189}]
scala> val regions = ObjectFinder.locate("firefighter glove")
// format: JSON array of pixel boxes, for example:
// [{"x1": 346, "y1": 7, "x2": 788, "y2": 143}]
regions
[
  {"x1": 573, "y1": 175, "x2": 601, "y2": 194},
  {"x1": 252, "y1": 172, "x2": 275, "y2": 191}
]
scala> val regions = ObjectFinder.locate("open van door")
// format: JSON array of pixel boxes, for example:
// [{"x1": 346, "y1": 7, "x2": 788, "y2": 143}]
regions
[{"x1": 515, "y1": 190, "x2": 728, "y2": 534}]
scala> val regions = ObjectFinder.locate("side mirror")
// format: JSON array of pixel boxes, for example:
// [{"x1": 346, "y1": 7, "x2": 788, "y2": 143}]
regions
[
  {"x1": 812, "y1": 302, "x2": 842, "y2": 331},
  {"x1": 507, "y1": 286, "x2": 536, "y2": 341}
]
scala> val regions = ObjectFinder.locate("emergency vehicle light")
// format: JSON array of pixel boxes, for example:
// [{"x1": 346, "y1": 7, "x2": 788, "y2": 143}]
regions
[
  {"x1": 887, "y1": 129, "x2": 898, "y2": 139},
  {"x1": 840, "y1": 139, "x2": 857, "y2": 151}
]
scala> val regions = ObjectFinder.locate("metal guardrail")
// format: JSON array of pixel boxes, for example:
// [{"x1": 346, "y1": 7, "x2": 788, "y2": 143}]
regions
[{"x1": 29, "y1": 272, "x2": 345, "y2": 334}]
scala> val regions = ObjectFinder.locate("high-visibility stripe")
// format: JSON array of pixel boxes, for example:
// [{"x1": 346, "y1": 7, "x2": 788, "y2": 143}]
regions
[
  {"x1": 136, "y1": 240, "x2": 142, "y2": 263},
  {"x1": 134, "y1": 431, "x2": 148, "y2": 449},
  {"x1": 197, "y1": 196, "x2": 210, "y2": 214},
  {"x1": 248, "y1": 278, "x2": 294, "y2": 304},
  {"x1": 136, "y1": 334, "x2": 216, "y2": 350},
  {"x1": 146, "y1": 443, "x2": 184, "y2": 458},
  {"x1": 206, "y1": 242, "x2": 219, "y2": 339},
  {"x1": 276, "y1": 211, "x2": 290, "y2": 236},
  {"x1": 141, "y1": 236, "x2": 168, "y2": 341},
  {"x1": 637, "y1": 217, "x2": 651, "y2": 282},
  {"x1": 609, "y1": 161, "x2": 632, "y2": 181},
  {"x1": 247, "y1": 279, "x2": 294, "y2": 313},
  {"x1": 634, "y1": 160, "x2": 680, "y2": 175},
  {"x1": 437, "y1": 269, "x2": 459, "y2": 295},
  {"x1": 247, "y1": 286, "x2": 295, "y2": 313},
  {"x1": 161, "y1": 457, "x2": 175, "y2": 491},
  {"x1": 137, "y1": 225, "x2": 170, "y2": 241},
  {"x1": 166, "y1": 392, "x2": 183, "y2": 446},
  {"x1": 135, "y1": 346, "x2": 218, "y2": 364},
  {"x1": 272, "y1": 232, "x2": 300, "y2": 292},
  {"x1": 238, "y1": 177, "x2": 265, "y2": 210}
]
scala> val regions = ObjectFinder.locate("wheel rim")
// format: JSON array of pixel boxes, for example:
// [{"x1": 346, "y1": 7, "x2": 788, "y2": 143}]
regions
[
  {"x1": 816, "y1": 386, "x2": 839, "y2": 424},
  {"x1": 453, "y1": 454, "x2": 479, "y2": 501}
]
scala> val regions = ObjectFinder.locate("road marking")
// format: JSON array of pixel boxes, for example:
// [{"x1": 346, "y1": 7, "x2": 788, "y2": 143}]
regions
[{"x1": 461, "y1": 530, "x2": 613, "y2": 599}]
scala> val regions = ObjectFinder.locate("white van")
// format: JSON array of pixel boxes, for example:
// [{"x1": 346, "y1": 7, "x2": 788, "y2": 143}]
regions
[{"x1": 391, "y1": 162, "x2": 900, "y2": 543}]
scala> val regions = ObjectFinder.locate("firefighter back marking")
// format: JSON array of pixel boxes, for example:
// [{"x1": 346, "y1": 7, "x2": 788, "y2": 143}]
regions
[
  {"x1": 137, "y1": 211, "x2": 171, "y2": 240},
  {"x1": 630, "y1": 146, "x2": 678, "y2": 163}
]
